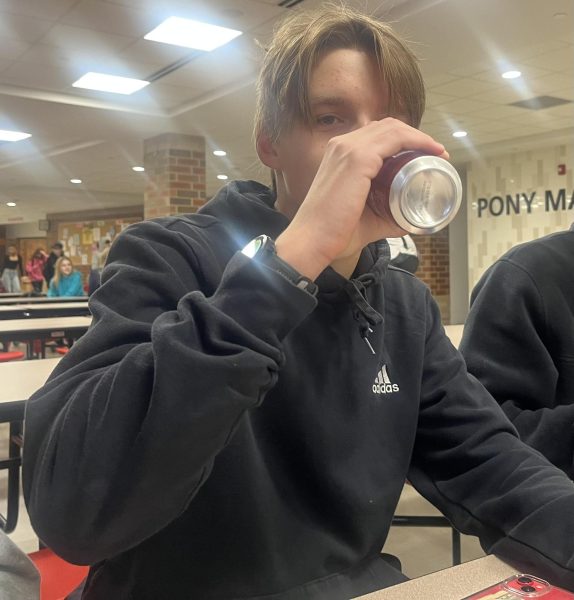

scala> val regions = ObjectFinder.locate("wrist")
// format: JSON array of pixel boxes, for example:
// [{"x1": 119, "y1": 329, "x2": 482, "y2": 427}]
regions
[
  {"x1": 242, "y1": 235, "x2": 318, "y2": 296},
  {"x1": 275, "y1": 229, "x2": 330, "y2": 281}
]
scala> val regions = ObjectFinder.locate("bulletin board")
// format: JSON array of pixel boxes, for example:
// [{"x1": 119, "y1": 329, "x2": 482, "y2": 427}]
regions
[{"x1": 57, "y1": 217, "x2": 140, "y2": 279}]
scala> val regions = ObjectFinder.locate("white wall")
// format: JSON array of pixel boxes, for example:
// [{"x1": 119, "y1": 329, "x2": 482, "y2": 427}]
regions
[{"x1": 466, "y1": 141, "x2": 573, "y2": 291}]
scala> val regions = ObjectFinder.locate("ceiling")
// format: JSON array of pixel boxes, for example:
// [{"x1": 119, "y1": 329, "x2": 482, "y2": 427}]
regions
[{"x1": 0, "y1": 0, "x2": 572, "y2": 225}]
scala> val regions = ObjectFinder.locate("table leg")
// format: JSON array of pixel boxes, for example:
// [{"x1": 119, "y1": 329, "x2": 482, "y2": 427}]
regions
[{"x1": 0, "y1": 421, "x2": 22, "y2": 533}]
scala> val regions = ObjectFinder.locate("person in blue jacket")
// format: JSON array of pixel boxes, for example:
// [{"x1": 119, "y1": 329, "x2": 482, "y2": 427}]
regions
[
  {"x1": 47, "y1": 257, "x2": 84, "y2": 297},
  {"x1": 23, "y1": 5, "x2": 574, "y2": 600}
]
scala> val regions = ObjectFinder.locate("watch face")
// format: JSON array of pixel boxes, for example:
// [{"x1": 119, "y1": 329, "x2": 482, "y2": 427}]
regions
[{"x1": 241, "y1": 236, "x2": 264, "y2": 259}]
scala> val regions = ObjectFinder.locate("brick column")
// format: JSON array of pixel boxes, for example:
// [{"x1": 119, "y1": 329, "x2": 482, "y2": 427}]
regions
[
  {"x1": 413, "y1": 228, "x2": 451, "y2": 323},
  {"x1": 143, "y1": 133, "x2": 206, "y2": 220}
]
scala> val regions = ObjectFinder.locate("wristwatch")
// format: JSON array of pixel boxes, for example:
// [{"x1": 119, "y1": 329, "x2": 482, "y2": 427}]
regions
[{"x1": 241, "y1": 235, "x2": 318, "y2": 296}]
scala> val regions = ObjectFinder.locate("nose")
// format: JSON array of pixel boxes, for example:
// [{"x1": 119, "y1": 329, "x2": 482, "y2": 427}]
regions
[{"x1": 354, "y1": 113, "x2": 375, "y2": 131}]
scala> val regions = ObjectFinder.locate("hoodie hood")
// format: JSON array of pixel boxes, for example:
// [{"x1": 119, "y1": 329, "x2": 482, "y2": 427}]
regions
[{"x1": 198, "y1": 180, "x2": 391, "y2": 297}]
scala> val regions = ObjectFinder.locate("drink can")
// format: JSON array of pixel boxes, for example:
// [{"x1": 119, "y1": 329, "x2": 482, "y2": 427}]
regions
[{"x1": 368, "y1": 151, "x2": 462, "y2": 234}]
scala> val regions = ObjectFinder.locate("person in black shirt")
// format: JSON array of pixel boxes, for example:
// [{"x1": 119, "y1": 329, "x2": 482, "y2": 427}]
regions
[
  {"x1": 23, "y1": 6, "x2": 574, "y2": 599},
  {"x1": 1, "y1": 245, "x2": 23, "y2": 293},
  {"x1": 460, "y1": 224, "x2": 574, "y2": 479},
  {"x1": 42, "y1": 242, "x2": 64, "y2": 287}
]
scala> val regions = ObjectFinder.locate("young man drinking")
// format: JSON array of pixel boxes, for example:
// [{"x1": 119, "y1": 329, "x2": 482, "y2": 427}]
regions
[{"x1": 23, "y1": 5, "x2": 574, "y2": 599}]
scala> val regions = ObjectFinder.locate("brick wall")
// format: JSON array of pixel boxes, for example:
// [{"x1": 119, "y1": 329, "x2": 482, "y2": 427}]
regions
[
  {"x1": 413, "y1": 227, "x2": 450, "y2": 324},
  {"x1": 144, "y1": 134, "x2": 206, "y2": 220}
]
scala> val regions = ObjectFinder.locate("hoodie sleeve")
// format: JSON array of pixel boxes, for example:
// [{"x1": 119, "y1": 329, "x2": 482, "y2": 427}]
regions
[
  {"x1": 408, "y1": 290, "x2": 574, "y2": 591},
  {"x1": 459, "y1": 259, "x2": 574, "y2": 479},
  {"x1": 23, "y1": 220, "x2": 317, "y2": 565}
]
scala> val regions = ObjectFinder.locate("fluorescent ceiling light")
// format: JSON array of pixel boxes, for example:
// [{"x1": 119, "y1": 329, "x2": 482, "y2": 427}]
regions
[
  {"x1": 132, "y1": 166, "x2": 145, "y2": 172},
  {"x1": 213, "y1": 150, "x2": 227, "y2": 156},
  {"x1": 70, "y1": 178, "x2": 82, "y2": 184},
  {"x1": 6, "y1": 202, "x2": 16, "y2": 207},
  {"x1": 217, "y1": 174, "x2": 228, "y2": 180},
  {"x1": 0, "y1": 130, "x2": 31, "y2": 142},
  {"x1": 144, "y1": 17, "x2": 242, "y2": 51},
  {"x1": 502, "y1": 70, "x2": 521, "y2": 79},
  {"x1": 452, "y1": 131, "x2": 468, "y2": 138},
  {"x1": 73, "y1": 72, "x2": 149, "y2": 95}
]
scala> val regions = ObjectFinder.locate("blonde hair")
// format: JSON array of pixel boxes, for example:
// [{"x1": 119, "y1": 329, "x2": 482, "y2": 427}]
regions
[
  {"x1": 52, "y1": 256, "x2": 74, "y2": 290},
  {"x1": 254, "y1": 3, "x2": 425, "y2": 143}
]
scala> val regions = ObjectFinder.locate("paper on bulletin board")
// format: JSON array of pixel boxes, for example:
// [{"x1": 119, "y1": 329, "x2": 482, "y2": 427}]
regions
[
  {"x1": 63, "y1": 228, "x2": 69, "y2": 238},
  {"x1": 69, "y1": 246, "x2": 76, "y2": 257},
  {"x1": 82, "y1": 229, "x2": 93, "y2": 245},
  {"x1": 92, "y1": 227, "x2": 101, "y2": 242},
  {"x1": 81, "y1": 254, "x2": 88, "y2": 265}
]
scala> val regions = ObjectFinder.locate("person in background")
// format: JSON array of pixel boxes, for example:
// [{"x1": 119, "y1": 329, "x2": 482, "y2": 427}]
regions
[
  {"x1": 0, "y1": 530, "x2": 39, "y2": 600},
  {"x1": 98, "y1": 239, "x2": 111, "y2": 269},
  {"x1": 88, "y1": 239, "x2": 112, "y2": 296},
  {"x1": 23, "y1": 5, "x2": 574, "y2": 600},
  {"x1": 387, "y1": 235, "x2": 419, "y2": 274},
  {"x1": 47, "y1": 257, "x2": 84, "y2": 297},
  {"x1": 43, "y1": 242, "x2": 64, "y2": 287},
  {"x1": 460, "y1": 224, "x2": 574, "y2": 479},
  {"x1": 25, "y1": 248, "x2": 48, "y2": 294},
  {"x1": 1, "y1": 245, "x2": 23, "y2": 293}
]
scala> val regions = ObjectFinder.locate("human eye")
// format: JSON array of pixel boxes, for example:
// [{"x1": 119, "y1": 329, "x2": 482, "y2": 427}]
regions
[{"x1": 315, "y1": 114, "x2": 342, "y2": 127}]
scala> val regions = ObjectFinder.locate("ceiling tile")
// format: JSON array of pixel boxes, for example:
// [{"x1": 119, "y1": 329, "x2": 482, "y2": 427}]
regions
[
  {"x1": 0, "y1": 11, "x2": 54, "y2": 43},
  {"x1": 425, "y1": 91, "x2": 458, "y2": 108},
  {"x1": 526, "y1": 72, "x2": 574, "y2": 95},
  {"x1": 38, "y1": 24, "x2": 135, "y2": 54},
  {"x1": 429, "y1": 77, "x2": 500, "y2": 98},
  {"x1": 0, "y1": 39, "x2": 32, "y2": 61},
  {"x1": 432, "y1": 97, "x2": 495, "y2": 115},
  {"x1": 522, "y1": 44, "x2": 574, "y2": 72},
  {"x1": 0, "y1": 61, "x2": 77, "y2": 92},
  {"x1": 60, "y1": 0, "x2": 158, "y2": 37},
  {"x1": 0, "y1": 0, "x2": 77, "y2": 20}
]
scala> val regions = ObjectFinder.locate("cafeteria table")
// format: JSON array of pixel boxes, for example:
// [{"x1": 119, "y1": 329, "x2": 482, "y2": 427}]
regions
[
  {"x1": 0, "y1": 302, "x2": 90, "y2": 320},
  {"x1": 354, "y1": 555, "x2": 517, "y2": 599},
  {"x1": 0, "y1": 295, "x2": 86, "y2": 305},
  {"x1": 444, "y1": 323, "x2": 464, "y2": 349},
  {"x1": 355, "y1": 555, "x2": 520, "y2": 600},
  {"x1": 0, "y1": 358, "x2": 61, "y2": 533},
  {"x1": 0, "y1": 316, "x2": 92, "y2": 358}
]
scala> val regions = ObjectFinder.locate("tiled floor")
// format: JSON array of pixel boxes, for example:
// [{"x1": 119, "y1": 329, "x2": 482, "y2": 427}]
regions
[{"x1": 0, "y1": 429, "x2": 484, "y2": 579}]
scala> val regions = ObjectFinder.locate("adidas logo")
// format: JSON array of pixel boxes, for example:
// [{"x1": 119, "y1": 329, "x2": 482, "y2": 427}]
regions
[{"x1": 372, "y1": 365, "x2": 399, "y2": 394}]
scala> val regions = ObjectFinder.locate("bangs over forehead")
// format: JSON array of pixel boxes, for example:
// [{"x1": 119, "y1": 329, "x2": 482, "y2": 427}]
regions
[{"x1": 254, "y1": 4, "x2": 426, "y2": 142}]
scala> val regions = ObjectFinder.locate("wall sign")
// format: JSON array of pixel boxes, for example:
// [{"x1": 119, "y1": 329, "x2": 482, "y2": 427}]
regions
[{"x1": 476, "y1": 188, "x2": 574, "y2": 217}]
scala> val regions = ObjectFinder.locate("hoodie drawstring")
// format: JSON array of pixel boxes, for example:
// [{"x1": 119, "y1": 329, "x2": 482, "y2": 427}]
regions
[{"x1": 345, "y1": 278, "x2": 383, "y2": 355}]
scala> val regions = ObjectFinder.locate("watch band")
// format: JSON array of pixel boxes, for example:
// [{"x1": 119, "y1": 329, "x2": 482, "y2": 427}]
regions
[{"x1": 241, "y1": 235, "x2": 318, "y2": 297}]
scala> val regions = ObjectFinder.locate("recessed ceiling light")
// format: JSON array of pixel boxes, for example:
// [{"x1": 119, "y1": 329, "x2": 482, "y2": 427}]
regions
[
  {"x1": 502, "y1": 70, "x2": 521, "y2": 79},
  {"x1": 213, "y1": 150, "x2": 227, "y2": 157},
  {"x1": 0, "y1": 130, "x2": 31, "y2": 142},
  {"x1": 553, "y1": 12, "x2": 567, "y2": 18},
  {"x1": 73, "y1": 72, "x2": 149, "y2": 95},
  {"x1": 217, "y1": 174, "x2": 228, "y2": 180},
  {"x1": 144, "y1": 17, "x2": 242, "y2": 51},
  {"x1": 132, "y1": 166, "x2": 145, "y2": 172},
  {"x1": 70, "y1": 178, "x2": 82, "y2": 184},
  {"x1": 6, "y1": 202, "x2": 16, "y2": 207},
  {"x1": 452, "y1": 131, "x2": 468, "y2": 138}
]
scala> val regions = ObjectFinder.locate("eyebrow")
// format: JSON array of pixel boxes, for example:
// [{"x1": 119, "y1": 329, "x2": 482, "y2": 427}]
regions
[{"x1": 309, "y1": 96, "x2": 351, "y2": 108}]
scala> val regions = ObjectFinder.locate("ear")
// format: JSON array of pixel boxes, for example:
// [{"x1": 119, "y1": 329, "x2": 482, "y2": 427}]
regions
[{"x1": 256, "y1": 132, "x2": 281, "y2": 170}]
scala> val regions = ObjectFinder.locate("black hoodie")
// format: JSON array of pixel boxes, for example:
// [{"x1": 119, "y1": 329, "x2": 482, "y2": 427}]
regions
[
  {"x1": 23, "y1": 182, "x2": 574, "y2": 599},
  {"x1": 460, "y1": 224, "x2": 574, "y2": 478}
]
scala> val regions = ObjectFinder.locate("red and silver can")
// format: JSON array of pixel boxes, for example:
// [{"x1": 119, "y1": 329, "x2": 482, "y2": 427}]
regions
[{"x1": 368, "y1": 151, "x2": 462, "y2": 234}]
